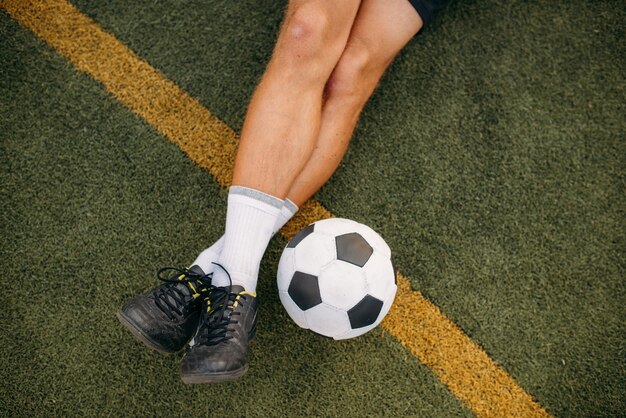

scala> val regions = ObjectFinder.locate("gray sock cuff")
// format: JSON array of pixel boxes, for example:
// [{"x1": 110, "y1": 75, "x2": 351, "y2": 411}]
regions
[
  {"x1": 229, "y1": 185, "x2": 284, "y2": 209},
  {"x1": 283, "y1": 198, "x2": 299, "y2": 216}
]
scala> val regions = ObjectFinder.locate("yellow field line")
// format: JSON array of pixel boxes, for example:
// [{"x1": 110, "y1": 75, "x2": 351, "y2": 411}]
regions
[{"x1": 1, "y1": 1, "x2": 551, "y2": 416}]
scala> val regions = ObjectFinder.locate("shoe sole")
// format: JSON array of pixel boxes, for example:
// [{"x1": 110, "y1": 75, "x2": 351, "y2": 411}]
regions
[
  {"x1": 181, "y1": 365, "x2": 249, "y2": 384},
  {"x1": 116, "y1": 310, "x2": 177, "y2": 355}
]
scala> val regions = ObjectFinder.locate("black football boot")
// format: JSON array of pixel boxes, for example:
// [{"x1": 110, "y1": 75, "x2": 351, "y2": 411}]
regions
[
  {"x1": 117, "y1": 265, "x2": 211, "y2": 354},
  {"x1": 180, "y1": 284, "x2": 258, "y2": 383}
]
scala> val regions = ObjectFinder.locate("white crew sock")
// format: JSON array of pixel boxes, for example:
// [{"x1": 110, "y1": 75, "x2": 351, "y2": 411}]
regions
[
  {"x1": 190, "y1": 241, "x2": 224, "y2": 275},
  {"x1": 191, "y1": 198, "x2": 298, "y2": 274},
  {"x1": 276, "y1": 198, "x2": 299, "y2": 232},
  {"x1": 210, "y1": 186, "x2": 285, "y2": 291}
]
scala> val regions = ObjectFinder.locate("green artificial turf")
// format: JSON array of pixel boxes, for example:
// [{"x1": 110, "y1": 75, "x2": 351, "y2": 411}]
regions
[
  {"x1": 0, "y1": 11, "x2": 471, "y2": 417},
  {"x1": 2, "y1": 0, "x2": 625, "y2": 416}
]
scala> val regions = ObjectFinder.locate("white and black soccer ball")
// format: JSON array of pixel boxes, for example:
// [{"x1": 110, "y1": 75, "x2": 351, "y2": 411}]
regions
[{"x1": 277, "y1": 218, "x2": 396, "y2": 340}]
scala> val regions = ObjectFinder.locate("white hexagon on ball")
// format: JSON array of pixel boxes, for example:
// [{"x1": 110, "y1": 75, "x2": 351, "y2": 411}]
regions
[
  {"x1": 277, "y1": 247, "x2": 296, "y2": 292},
  {"x1": 362, "y1": 250, "x2": 396, "y2": 301},
  {"x1": 304, "y1": 303, "x2": 352, "y2": 338},
  {"x1": 317, "y1": 260, "x2": 368, "y2": 311},
  {"x1": 293, "y1": 232, "x2": 336, "y2": 276}
]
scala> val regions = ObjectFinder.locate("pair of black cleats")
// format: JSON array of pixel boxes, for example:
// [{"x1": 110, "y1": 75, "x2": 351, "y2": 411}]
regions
[{"x1": 117, "y1": 265, "x2": 258, "y2": 383}]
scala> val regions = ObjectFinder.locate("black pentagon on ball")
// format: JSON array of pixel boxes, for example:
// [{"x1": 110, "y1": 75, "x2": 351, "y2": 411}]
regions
[
  {"x1": 348, "y1": 295, "x2": 384, "y2": 329},
  {"x1": 288, "y1": 271, "x2": 322, "y2": 310},
  {"x1": 286, "y1": 224, "x2": 315, "y2": 248},
  {"x1": 335, "y1": 232, "x2": 373, "y2": 267}
]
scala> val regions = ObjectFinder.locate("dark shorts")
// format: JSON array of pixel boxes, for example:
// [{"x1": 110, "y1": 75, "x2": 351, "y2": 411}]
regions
[{"x1": 408, "y1": 0, "x2": 451, "y2": 29}]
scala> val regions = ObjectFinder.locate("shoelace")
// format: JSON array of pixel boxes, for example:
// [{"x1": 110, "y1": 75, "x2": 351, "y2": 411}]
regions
[
  {"x1": 194, "y1": 263, "x2": 248, "y2": 346},
  {"x1": 153, "y1": 267, "x2": 212, "y2": 320}
]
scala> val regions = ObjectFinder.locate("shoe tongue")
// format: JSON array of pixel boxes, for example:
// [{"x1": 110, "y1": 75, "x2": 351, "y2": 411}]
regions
[
  {"x1": 227, "y1": 285, "x2": 246, "y2": 295},
  {"x1": 166, "y1": 265, "x2": 207, "y2": 306},
  {"x1": 224, "y1": 285, "x2": 252, "y2": 310},
  {"x1": 188, "y1": 265, "x2": 205, "y2": 276},
  {"x1": 207, "y1": 285, "x2": 247, "y2": 313}
]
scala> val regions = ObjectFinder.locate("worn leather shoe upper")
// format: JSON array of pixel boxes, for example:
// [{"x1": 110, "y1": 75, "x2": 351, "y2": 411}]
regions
[
  {"x1": 181, "y1": 285, "x2": 258, "y2": 383},
  {"x1": 117, "y1": 266, "x2": 211, "y2": 354}
]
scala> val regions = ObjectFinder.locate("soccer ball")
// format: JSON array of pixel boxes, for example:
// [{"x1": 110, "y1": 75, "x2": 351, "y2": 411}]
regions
[{"x1": 277, "y1": 218, "x2": 396, "y2": 340}]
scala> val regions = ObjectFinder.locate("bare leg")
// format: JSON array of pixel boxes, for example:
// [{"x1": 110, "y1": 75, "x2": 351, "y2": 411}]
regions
[
  {"x1": 192, "y1": 0, "x2": 423, "y2": 278},
  {"x1": 285, "y1": 0, "x2": 424, "y2": 206},
  {"x1": 209, "y1": 0, "x2": 363, "y2": 290},
  {"x1": 191, "y1": 1, "x2": 362, "y2": 275},
  {"x1": 232, "y1": 0, "x2": 362, "y2": 197}
]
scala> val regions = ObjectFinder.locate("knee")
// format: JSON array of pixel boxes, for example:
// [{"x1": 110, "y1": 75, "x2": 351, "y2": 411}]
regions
[
  {"x1": 325, "y1": 39, "x2": 385, "y2": 104},
  {"x1": 284, "y1": 3, "x2": 330, "y2": 49},
  {"x1": 274, "y1": 3, "x2": 340, "y2": 77}
]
